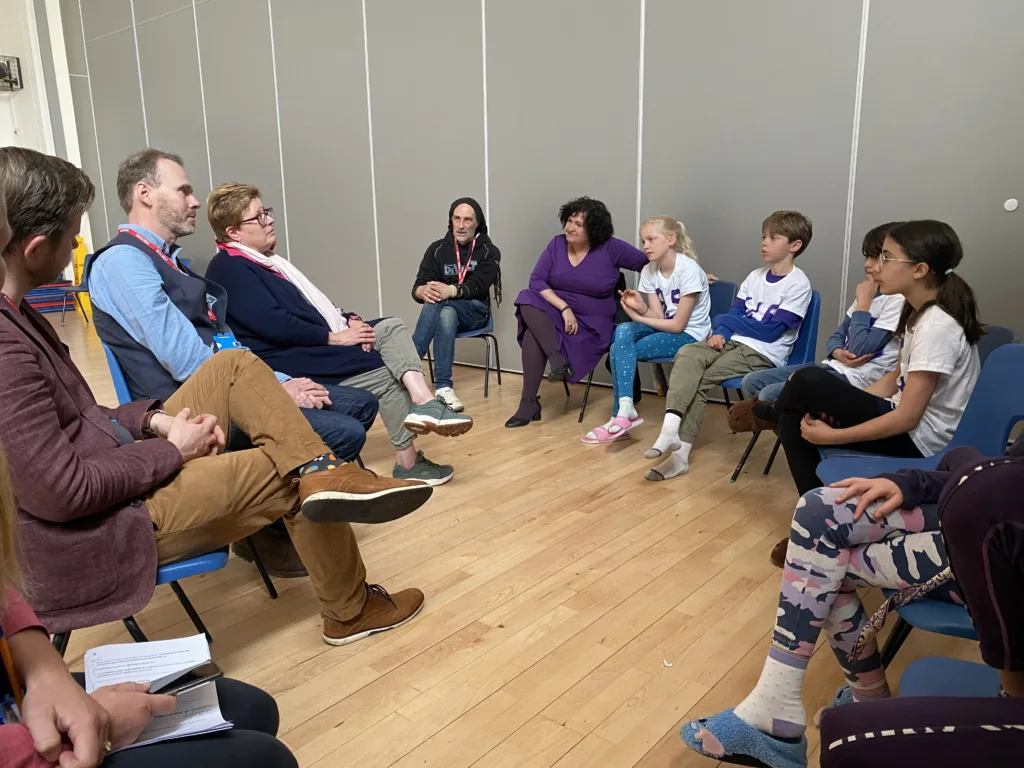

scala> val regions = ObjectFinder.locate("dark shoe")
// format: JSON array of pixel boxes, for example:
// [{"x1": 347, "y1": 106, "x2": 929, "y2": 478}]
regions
[
  {"x1": 752, "y1": 400, "x2": 779, "y2": 430},
  {"x1": 403, "y1": 397, "x2": 474, "y2": 437},
  {"x1": 769, "y1": 536, "x2": 789, "y2": 568},
  {"x1": 232, "y1": 527, "x2": 307, "y2": 578},
  {"x1": 392, "y1": 451, "x2": 454, "y2": 487},
  {"x1": 322, "y1": 584, "x2": 425, "y2": 646},
  {"x1": 505, "y1": 396, "x2": 542, "y2": 428},
  {"x1": 546, "y1": 361, "x2": 574, "y2": 383},
  {"x1": 299, "y1": 464, "x2": 433, "y2": 525}
]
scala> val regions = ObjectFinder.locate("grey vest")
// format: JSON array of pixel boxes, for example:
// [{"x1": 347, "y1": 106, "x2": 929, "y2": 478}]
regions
[{"x1": 86, "y1": 231, "x2": 229, "y2": 402}]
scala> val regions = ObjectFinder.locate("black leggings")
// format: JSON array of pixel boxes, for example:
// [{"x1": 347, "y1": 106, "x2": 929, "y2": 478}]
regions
[
  {"x1": 776, "y1": 366, "x2": 921, "y2": 495},
  {"x1": 92, "y1": 678, "x2": 297, "y2": 768}
]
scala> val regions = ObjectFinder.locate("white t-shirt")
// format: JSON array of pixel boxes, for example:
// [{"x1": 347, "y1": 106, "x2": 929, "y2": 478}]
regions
[
  {"x1": 889, "y1": 305, "x2": 980, "y2": 456},
  {"x1": 729, "y1": 266, "x2": 813, "y2": 367},
  {"x1": 637, "y1": 255, "x2": 712, "y2": 342},
  {"x1": 823, "y1": 293, "x2": 905, "y2": 389}
]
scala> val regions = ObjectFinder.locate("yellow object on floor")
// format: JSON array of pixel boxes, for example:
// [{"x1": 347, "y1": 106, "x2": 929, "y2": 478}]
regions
[{"x1": 71, "y1": 236, "x2": 92, "y2": 315}]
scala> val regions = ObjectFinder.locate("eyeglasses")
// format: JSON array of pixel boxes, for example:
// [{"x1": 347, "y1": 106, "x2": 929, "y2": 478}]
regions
[
  {"x1": 239, "y1": 207, "x2": 274, "y2": 227},
  {"x1": 877, "y1": 251, "x2": 916, "y2": 268}
]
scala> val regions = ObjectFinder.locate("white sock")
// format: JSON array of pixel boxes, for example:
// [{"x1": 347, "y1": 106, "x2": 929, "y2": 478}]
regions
[
  {"x1": 617, "y1": 397, "x2": 638, "y2": 421},
  {"x1": 645, "y1": 413, "x2": 682, "y2": 458},
  {"x1": 734, "y1": 648, "x2": 809, "y2": 738},
  {"x1": 644, "y1": 443, "x2": 692, "y2": 480}
]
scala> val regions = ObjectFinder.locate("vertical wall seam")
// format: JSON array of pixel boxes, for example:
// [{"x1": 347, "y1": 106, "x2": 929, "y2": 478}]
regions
[
  {"x1": 840, "y1": 0, "x2": 871, "y2": 324},
  {"x1": 77, "y1": 0, "x2": 110, "y2": 238},
  {"x1": 266, "y1": 0, "x2": 291, "y2": 260},
  {"x1": 128, "y1": 0, "x2": 149, "y2": 144},
  {"x1": 192, "y1": 0, "x2": 213, "y2": 191},
  {"x1": 633, "y1": 0, "x2": 646, "y2": 252},
  {"x1": 481, "y1": 0, "x2": 490, "y2": 227},
  {"x1": 361, "y1": 0, "x2": 383, "y2": 316}
]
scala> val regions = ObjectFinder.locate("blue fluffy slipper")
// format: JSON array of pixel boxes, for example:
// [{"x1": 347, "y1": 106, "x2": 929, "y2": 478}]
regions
[
  {"x1": 680, "y1": 709, "x2": 807, "y2": 768},
  {"x1": 814, "y1": 685, "x2": 854, "y2": 728}
]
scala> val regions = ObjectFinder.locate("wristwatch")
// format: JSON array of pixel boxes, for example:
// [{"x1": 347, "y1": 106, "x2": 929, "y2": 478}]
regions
[{"x1": 141, "y1": 409, "x2": 166, "y2": 439}]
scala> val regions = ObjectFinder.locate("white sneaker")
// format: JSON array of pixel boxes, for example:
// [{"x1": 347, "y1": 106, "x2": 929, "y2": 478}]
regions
[{"x1": 434, "y1": 387, "x2": 464, "y2": 413}]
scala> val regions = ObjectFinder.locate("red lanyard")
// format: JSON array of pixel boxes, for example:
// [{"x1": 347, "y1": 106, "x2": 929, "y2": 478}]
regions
[
  {"x1": 1, "y1": 293, "x2": 18, "y2": 313},
  {"x1": 119, "y1": 228, "x2": 217, "y2": 324},
  {"x1": 118, "y1": 228, "x2": 187, "y2": 275},
  {"x1": 453, "y1": 237, "x2": 476, "y2": 285}
]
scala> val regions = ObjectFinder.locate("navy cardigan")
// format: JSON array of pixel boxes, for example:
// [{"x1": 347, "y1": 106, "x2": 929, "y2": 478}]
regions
[{"x1": 205, "y1": 248, "x2": 384, "y2": 380}]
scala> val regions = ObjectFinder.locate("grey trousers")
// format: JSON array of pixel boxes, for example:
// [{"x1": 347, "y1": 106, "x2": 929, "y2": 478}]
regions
[{"x1": 339, "y1": 318, "x2": 422, "y2": 450}]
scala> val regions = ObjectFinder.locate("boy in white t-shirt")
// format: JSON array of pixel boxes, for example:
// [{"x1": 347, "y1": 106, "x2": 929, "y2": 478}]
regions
[
  {"x1": 582, "y1": 216, "x2": 712, "y2": 443},
  {"x1": 645, "y1": 211, "x2": 814, "y2": 480},
  {"x1": 730, "y1": 223, "x2": 905, "y2": 432}
]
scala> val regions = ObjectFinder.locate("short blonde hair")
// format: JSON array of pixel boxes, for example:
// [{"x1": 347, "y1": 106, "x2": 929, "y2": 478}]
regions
[
  {"x1": 0, "y1": 446, "x2": 22, "y2": 607},
  {"x1": 207, "y1": 183, "x2": 261, "y2": 241},
  {"x1": 641, "y1": 216, "x2": 698, "y2": 261}
]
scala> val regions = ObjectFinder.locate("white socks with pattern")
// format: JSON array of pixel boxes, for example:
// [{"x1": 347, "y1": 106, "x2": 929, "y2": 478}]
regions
[
  {"x1": 617, "y1": 397, "x2": 638, "y2": 422},
  {"x1": 734, "y1": 647, "x2": 809, "y2": 739}
]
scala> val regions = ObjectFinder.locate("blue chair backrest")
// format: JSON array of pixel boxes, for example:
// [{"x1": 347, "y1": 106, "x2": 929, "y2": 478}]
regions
[
  {"x1": 708, "y1": 280, "x2": 738, "y2": 320},
  {"x1": 977, "y1": 325, "x2": 1019, "y2": 365},
  {"x1": 102, "y1": 343, "x2": 133, "y2": 406},
  {"x1": 947, "y1": 343, "x2": 1024, "y2": 455},
  {"x1": 785, "y1": 290, "x2": 821, "y2": 366}
]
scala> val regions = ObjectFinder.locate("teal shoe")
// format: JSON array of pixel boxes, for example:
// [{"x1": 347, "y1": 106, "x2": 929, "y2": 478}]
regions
[{"x1": 393, "y1": 451, "x2": 454, "y2": 487}]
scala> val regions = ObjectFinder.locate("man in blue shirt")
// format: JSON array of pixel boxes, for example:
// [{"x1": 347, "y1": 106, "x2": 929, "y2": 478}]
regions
[{"x1": 88, "y1": 149, "x2": 383, "y2": 578}]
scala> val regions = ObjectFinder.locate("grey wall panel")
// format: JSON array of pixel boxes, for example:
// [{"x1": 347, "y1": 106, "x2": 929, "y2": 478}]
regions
[
  {"x1": 641, "y1": 0, "x2": 861, "y2": 356},
  {"x1": 851, "y1": 0, "x2": 1024, "y2": 332},
  {"x1": 488, "y1": 0, "x2": 642, "y2": 382},
  {"x1": 270, "y1": 0, "x2": 377, "y2": 311},
  {"x1": 81, "y1": 0, "x2": 132, "y2": 41},
  {"x1": 69, "y1": 77, "x2": 109, "y2": 242},
  {"x1": 35, "y1": 0, "x2": 68, "y2": 159},
  {"x1": 86, "y1": 28, "x2": 147, "y2": 241},
  {"x1": 136, "y1": 6, "x2": 216, "y2": 270},
  {"x1": 60, "y1": 0, "x2": 87, "y2": 75},
  {"x1": 367, "y1": 0, "x2": 487, "y2": 362},
  {"x1": 133, "y1": 0, "x2": 190, "y2": 25},
  {"x1": 195, "y1": 0, "x2": 287, "y2": 259}
]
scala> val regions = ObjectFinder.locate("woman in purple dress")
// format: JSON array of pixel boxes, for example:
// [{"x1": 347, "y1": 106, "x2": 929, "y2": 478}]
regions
[{"x1": 506, "y1": 197, "x2": 648, "y2": 427}]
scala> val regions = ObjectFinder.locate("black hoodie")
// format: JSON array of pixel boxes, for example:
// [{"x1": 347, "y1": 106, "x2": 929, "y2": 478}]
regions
[{"x1": 411, "y1": 197, "x2": 501, "y2": 306}]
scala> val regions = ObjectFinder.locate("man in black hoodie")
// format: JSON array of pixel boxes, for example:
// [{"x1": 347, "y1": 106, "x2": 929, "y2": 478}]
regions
[{"x1": 411, "y1": 197, "x2": 501, "y2": 412}]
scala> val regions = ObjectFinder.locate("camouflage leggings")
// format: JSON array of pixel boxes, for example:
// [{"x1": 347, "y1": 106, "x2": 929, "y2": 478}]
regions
[{"x1": 775, "y1": 487, "x2": 961, "y2": 690}]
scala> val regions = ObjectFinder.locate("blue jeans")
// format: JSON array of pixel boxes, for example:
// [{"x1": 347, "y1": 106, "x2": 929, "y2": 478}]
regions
[
  {"x1": 227, "y1": 383, "x2": 378, "y2": 462},
  {"x1": 412, "y1": 298, "x2": 490, "y2": 390},
  {"x1": 608, "y1": 322, "x2": 697, "y2": 416},
  {"x1": 741, "y1": 362, "x2": 847, "y2": 402}
]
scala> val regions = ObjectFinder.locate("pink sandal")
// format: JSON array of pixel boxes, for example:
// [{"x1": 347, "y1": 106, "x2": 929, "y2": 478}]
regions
[{"x1": 581, "y1": 415, "x2": 644, "y2": 444}]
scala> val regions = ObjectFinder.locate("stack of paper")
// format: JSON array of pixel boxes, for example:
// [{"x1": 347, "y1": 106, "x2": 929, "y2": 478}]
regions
[{"x1": 84, "y1": 634, "x2": 232, "y2": 752}]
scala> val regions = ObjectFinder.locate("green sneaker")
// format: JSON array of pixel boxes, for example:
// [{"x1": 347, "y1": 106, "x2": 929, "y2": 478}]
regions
[
  {"x1": 403, "y1": 397, "x2": 474, "y2": 437},
  {"x1": 393, "y1": 451, "x2": 454, "y2": 486}
]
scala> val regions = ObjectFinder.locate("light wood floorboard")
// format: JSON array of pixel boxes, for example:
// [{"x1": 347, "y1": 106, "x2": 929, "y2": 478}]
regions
[{"x1": 51, "y1": 313, "x2": 980, "y2": 768}]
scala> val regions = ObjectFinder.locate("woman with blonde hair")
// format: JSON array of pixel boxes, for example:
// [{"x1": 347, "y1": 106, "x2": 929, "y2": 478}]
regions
[{"x1": 582, "y1": 216, "x2": 712, "y2": 443}]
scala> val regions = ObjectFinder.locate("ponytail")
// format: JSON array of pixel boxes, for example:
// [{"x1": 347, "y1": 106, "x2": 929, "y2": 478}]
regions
[
  {"x1": 642, "y1": 215, "x2": 698, "y2": 261},
  {"x1": 889, "y1": 220, "x2": 983, "y2": 345}
]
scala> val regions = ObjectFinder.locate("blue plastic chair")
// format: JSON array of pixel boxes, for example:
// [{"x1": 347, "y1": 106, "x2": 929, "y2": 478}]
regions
[
  {"x1": 899, "y1": 657, "x2": 1000, "y2": 697},
  {"x1": 730, "y1": 290, "x2": 822, "y2": 482},
  {"x1": 878, "y1": 588, "x2": 978, "y2": 669},
  {"x1": 425, "y1": 312, "x2": 501, "y2": 397},
  {"x1": 816, "y1": 341, "x2": 1024, "y2": 486}
]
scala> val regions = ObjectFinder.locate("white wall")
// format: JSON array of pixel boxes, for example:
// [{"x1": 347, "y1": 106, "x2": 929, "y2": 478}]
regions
[{"x1": 0, "y1": 0, "x2": 51, "y2": 151}]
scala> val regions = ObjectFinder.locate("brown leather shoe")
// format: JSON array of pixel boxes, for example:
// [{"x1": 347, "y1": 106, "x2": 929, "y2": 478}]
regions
[
  {"x1": 769, "y1": 536, "x2": 789, "y2": 568},
  {"x1": 299, "y1": 464, "x2": 432, "y2": 525},
  {"x1": 322, "y1": 584, "x2": 425, "y2": 646},
  {"x1": 728, "y1": 397, "x2": 779, "y2": 434},
  {"x1": 232, "y1": 526, "x2": 308, "y2": 578}
]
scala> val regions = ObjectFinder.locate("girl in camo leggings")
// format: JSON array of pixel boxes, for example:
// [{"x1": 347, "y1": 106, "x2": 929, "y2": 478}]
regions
[{"x1": 679, "y1": 436, "x2": 1024, "y2": 768}]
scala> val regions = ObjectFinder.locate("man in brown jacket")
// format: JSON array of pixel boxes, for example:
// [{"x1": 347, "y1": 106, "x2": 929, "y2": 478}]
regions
[{"x1": 0, "y1": 147, "x2": 428, "y2": 646}]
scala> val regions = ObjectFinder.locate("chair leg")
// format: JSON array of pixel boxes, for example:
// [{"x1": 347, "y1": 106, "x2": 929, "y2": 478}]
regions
[
  {"x1": 563, "y1": 380, "x2": 571, "y2": 398},
  {"x1": 425, "y1": 346, "x2": 434, "y2": 383},
  {"x1": 60, "y1": 295, "x2": 69, "y2": 327},
  {"x1": 51, "y1": 631, "x2": 71, "y2": 658},
  {"x1": 489, "y1": 335, "x2": 502, "y2": 385},
  {"x1": 122, "y1": 616, "x2": 150, "y2": 643},
  {"x1": 169, "y1": 580, "x2": 214, "y2": 643},
  {"x1": 75, "y1": 293, "x2": 90, "y2": 325},
  {"x1": 879, "y1": 615, "x2": 914, "y2": 669},
  {"x1": 731, "y1": 431, "x2": 761, "y2": 483},
  {"x1": 653, "y1": 364, "x2": 668, "y2": 397},
  {"x1": 483, "y1": 337, "x2": 491, "y2": 398},
  {"x1": 763, "y1": 436, "x2": 782, "y2": 475},
  {"x1": 246, "y1": 535, "x2": 279, "y2": 600},
  {"x1": 578, "y1": 373, "x2": 594, "y2": 424},
  {"x1": 355, "y1": 454, "x2": 366, "y2": 470},
  {"x1": 723, "y1": 388, "x2": 731, "y2": 407}
]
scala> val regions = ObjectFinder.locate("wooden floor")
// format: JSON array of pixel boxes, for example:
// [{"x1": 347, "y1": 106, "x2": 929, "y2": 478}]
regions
[{"x1": 53, "y1": 311, "x2": 980, "y2": 768}]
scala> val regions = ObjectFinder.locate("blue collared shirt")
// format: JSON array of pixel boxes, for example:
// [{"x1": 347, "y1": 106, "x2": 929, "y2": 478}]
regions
[{"x1": 89, "y1": 225, "x2": 290, "y2": 384}]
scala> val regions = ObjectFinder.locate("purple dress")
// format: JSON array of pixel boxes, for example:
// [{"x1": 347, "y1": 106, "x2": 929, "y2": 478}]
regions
[{"x1": 515, "y1": 235, "x2": 647, "y2": 383}]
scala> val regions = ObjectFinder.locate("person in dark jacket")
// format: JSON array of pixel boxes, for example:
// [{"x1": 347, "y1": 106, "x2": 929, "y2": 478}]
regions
[
  {"x1": 205, "y1": 184, "x2": 473, "y2": 488},
  {"x1": 410, "y1": 197, "x2": 501, "y2": 413}
]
